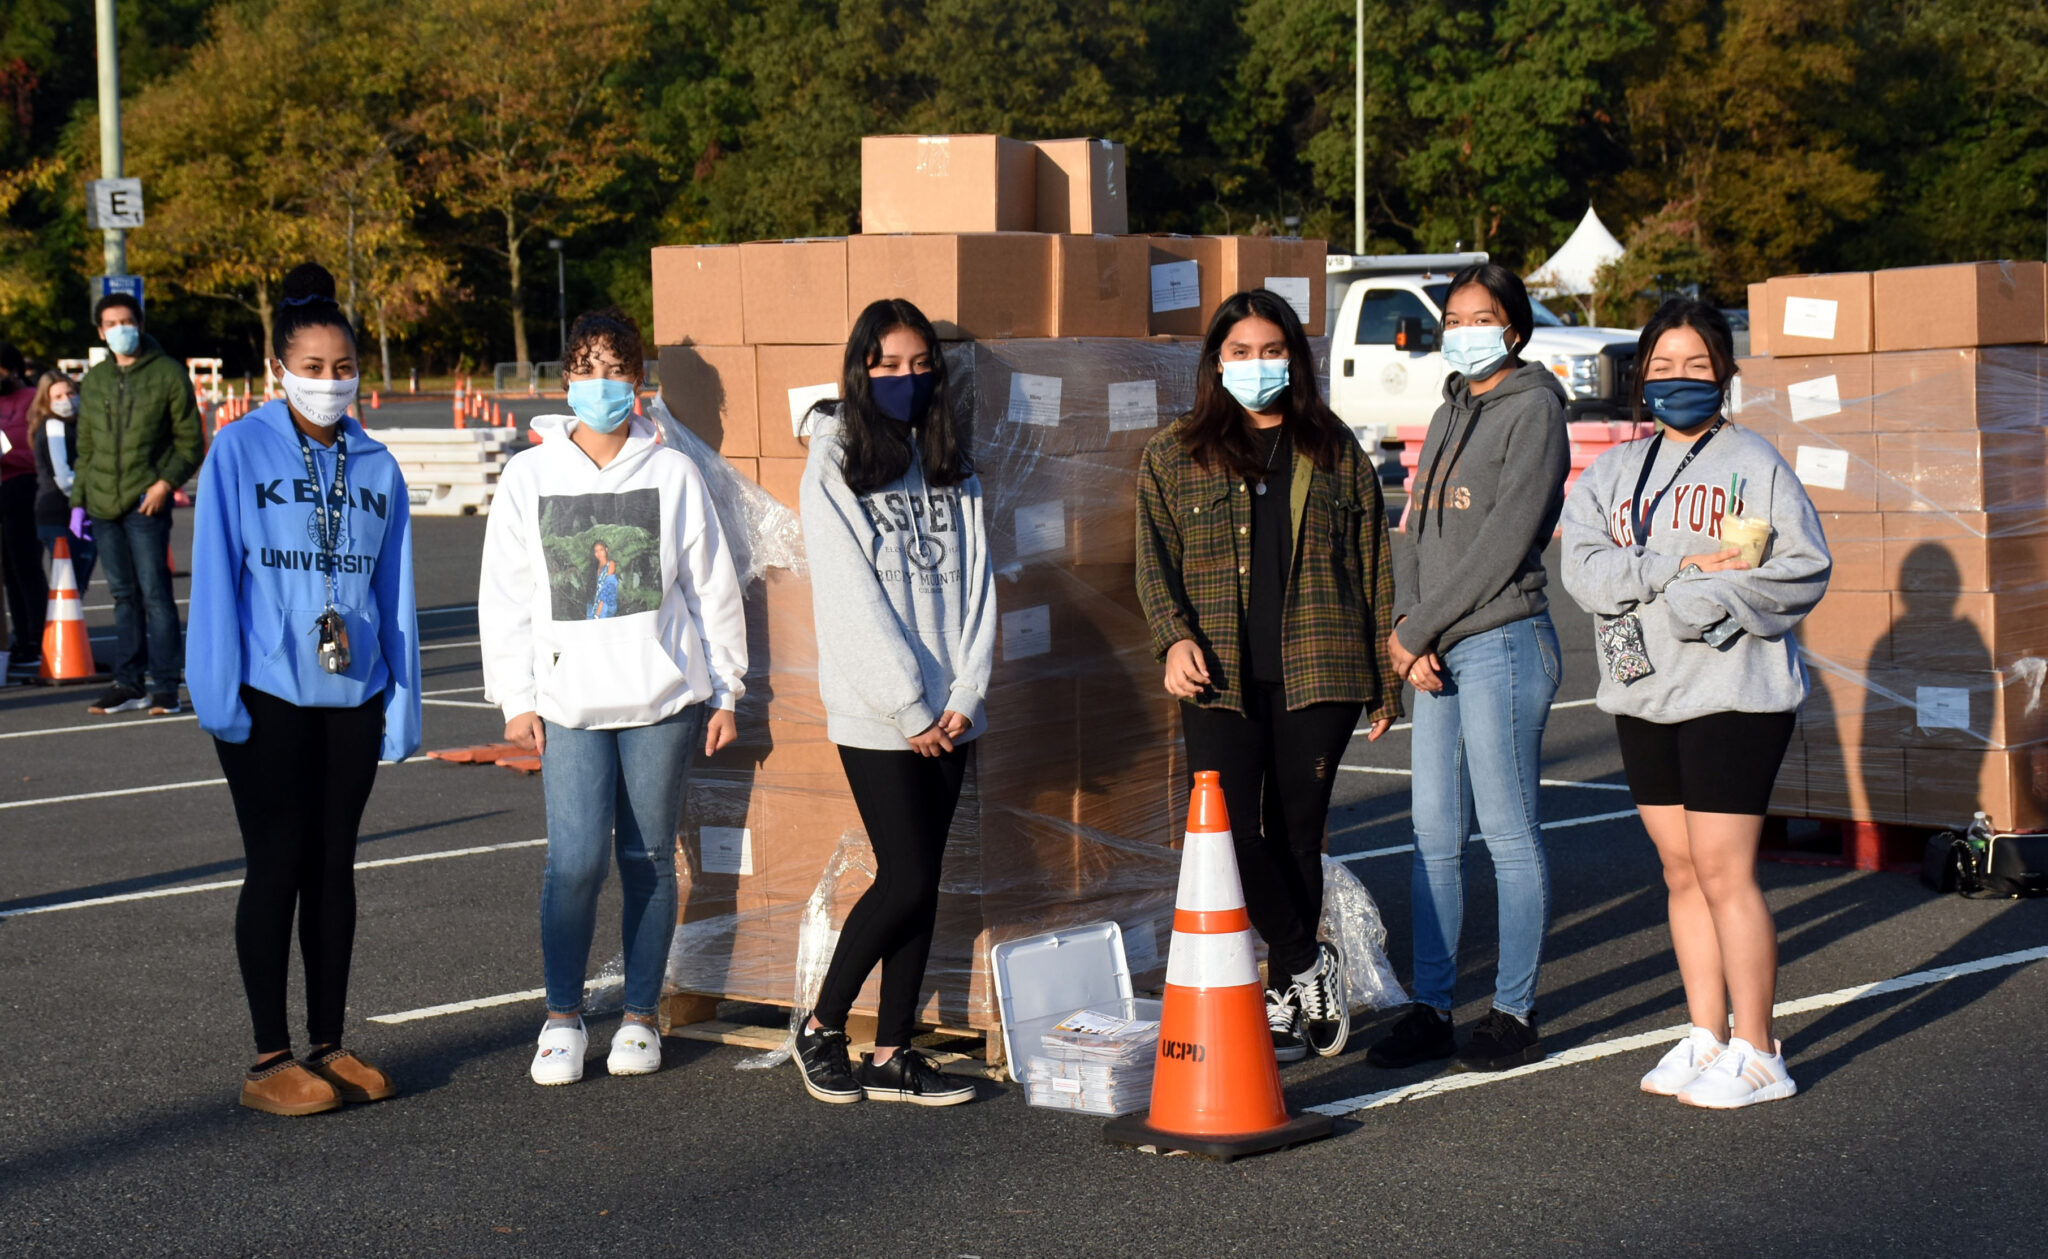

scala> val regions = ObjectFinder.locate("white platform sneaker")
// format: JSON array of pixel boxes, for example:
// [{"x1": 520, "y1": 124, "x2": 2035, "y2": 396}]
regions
[
  {"x1": 1677, "y1": 1036, "x2": 1797, "y2": 1109},
  {"x1": 1641, "y1": 1026, "x2": 1727, "y2": 1096}
]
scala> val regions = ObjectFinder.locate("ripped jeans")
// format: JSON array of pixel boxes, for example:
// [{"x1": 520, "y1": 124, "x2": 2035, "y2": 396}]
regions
[{"x1": 539, "y1": 705, "x2": 703, "y2": 1018}]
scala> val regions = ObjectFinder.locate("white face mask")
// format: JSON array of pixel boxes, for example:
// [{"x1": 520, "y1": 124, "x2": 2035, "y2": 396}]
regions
[
  {"x1": 280, "y1": 367, "x2": 359, "y2": 429},
  {"x1": 50, "y1": 395, "x2": 78, "y2": 419}
]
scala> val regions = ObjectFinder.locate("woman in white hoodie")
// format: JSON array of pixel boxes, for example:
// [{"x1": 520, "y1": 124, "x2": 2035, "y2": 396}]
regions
[{"x1": 480, "y1": 309, "x2": 747, "y2": 1086}]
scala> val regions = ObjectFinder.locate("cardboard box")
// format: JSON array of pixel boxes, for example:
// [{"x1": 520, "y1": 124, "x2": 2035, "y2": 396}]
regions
[
  {"x1": 756, "y1": 456, "x2": 805, "y2": 509},
  {"x1": 1891, "y1": 589, "x2": 2048, "y2": 672},
  {"x1": 739, "y1": 239, "x2": 850, "y2": 346},
  {"x1": 1747, "y1": 282, "x2": 1771, "y2": 357},
  {"x1": 725, "y1": 456, "x2": 759, "y2": 484},
  {"x1": 1768, "y1": 738, "x2": 1804, "y2": 816},
  {"x1": 651, "y1": 245, "x2": 745, "y2": 346},
  {"x1": 658, "y1": 344, "x2": 758, "y2": 457},
  {"x1": 1732, "y1": 354, "x2": 1872, "y2": 433},
  {"x1": 1051, "y1": 234, "x2": 1150, "y2": 337},
  {"x1": 860, "y1": 134, "x2": 1036, "y2": 234},
  {"x1": 1797, "y1": 590, "x2": 1890, "y2": 670},
  {"x1": 1817, "y1": 512, "x2": 1885, "y2": 590},
  {"x1": 1904, "y1": 747, "x2": 2048, "y2": 831},
  {"x1": 1772, "y1": 432, "x2": 1879, "y2": 512},
  {"x1": 1763, "y1": 273, "x2": 1874, "y2": 357},
  {"x1": 1032, "y1": 138, "x2": 1129, "y2": 235},
  {"x1": 1873, "y1": 261, "x2": 2048, "y2": 352},
  {"x1": 1803, "y1": 741, "x2": 1910, "y2": 824},
  {"x1": 1869, "y1": 346, "x2": 2048, "y2": 433},
  {"x1": 753, "y1": 344, "x2": 842, "y2": 460},
  {"x1": 1215, "y1": 236, "x2": 1328, "y2": 336},
  {"x1": 1882, "y1": 512, "x2": 2048, "y2": 592},
  {"x1": 1873, "y1": 430, "x2": 2048, "y2": 513},
  {"x1": 844, "y1": 233, "x2": 1054, "y2": 340},
  {"x1": 1142, "y1": 236, "x2": 1225, "y2": 337},
  {"x1": 1853, "y1": 667, "x2": 2048, "y2": 751}
]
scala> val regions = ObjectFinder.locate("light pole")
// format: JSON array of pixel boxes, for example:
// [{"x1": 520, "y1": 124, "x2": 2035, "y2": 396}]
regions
[
  {"x1": 548, "y1": 239, "x2": 565, "y2": 366},
  {"x1": 95, "y1": 0, "x2": 125, "y2": 278},
  {"x1": 1354, "y1": 0, "x2": 1365, "y2": 256}
]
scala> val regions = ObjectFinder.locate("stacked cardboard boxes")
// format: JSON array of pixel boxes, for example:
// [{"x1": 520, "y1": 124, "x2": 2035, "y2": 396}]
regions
[
  {"x1": 652, "y1": 136, "x2": 1332, "y2": 1033},
  {"x1": 1735, "y1": 260, "x2": 2048, "y2": 829}
]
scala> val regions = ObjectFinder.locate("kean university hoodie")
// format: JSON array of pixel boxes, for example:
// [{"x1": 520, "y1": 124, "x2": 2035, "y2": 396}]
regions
[
  {"x1": 480, "y1": 413, "x2": 746, "y2": 729},
  {"x1": 188, "y1": 399, "x2": 423, "y2": 762},
  {"x1": 1560, "y1": 420, "x2": 1832, "y2": 723},
  {"x1": 799, "y1": 409, "x2": 996, "y2": 751}
]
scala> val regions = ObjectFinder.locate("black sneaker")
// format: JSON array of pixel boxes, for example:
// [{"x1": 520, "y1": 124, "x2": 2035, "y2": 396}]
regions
[
  {"x1": 1455, "y1": 1008, "x2": 1543, "y2": 1073},
  {"x1": 1365, "y1": 1003, "x2": 1456, "y2": 1069},
  {"x1": 855, "y1": 1048, "x2": 974, "y2": 1106},
  {"x1": 794, "y1": 1024, "x2": 862, "y2": 1104},
  {"x1": 89, "y1": 682, "x2": 147, "y2": 714},
  {"x1": 1266, "y1": 986, "x2": 1307, "y2": 1063},
  {"x1": 1294, "y1": 942, "x2": 1351, "y2": 1058},
  {"x1": 149, "y1": 691, "x2": 182, "y2": 715}
]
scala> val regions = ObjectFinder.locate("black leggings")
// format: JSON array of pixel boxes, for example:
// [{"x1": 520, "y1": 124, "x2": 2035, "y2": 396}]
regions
[
  {"x1": 215, "y1": 685, "x2": 383, "y2": 1056},
  {"x1": 812, "y1": 743, "x2": 971, "y2": 1048},
  {"x1": 1180, "y1": 684, "x2": 1363, "y2": 980}
]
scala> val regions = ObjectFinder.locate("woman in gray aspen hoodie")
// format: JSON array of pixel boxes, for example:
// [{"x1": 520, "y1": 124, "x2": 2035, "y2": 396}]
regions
[
  {"x1": 1561, "y1": 299, "x2": 1830, "y2": 1110},
  {"x1": 791, "y1": 299, "x2": 995, "y2": 1109},
  {"x1": 1370, "y1": 263, "x2": 1570, "y2": 1076}
]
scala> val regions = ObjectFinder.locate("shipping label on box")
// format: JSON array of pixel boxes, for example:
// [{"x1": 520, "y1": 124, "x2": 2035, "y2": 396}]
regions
[
  {"x1": 1263, "y1": 275, "x2": 1313, "y2": 325},
  {"x1": 1788, "y1": 374, "x2": 1843, "y2": 423},
  {"x1": 1151, "y1": 261, "x2": 1201, "y2": 313},
  {"x1": 1782, "y1": 296, "x2": 1839, "y2": 341},
  {"x1": 700, "y1": 826, "x2": 755, "y2": 876},
  {"x1": 1107, "y1": 379, "x2": 1161, "y2": 433},
  {"x1": 1916, "y1": 685, "x2": 1972, "y2": 731},
  {"x1": 1002, "y1": 605, "x2": 1052, "y2": 659},
  {"x1": 1795, "y1": 445, "x2": 1849, "y2": 491},
  {"x1": 1014, "y1": 500, "x2": 1068, "y2": 558},
  {"x1": 1008, "y1": 373, "x2": 1063, "y2": 427},
  {"x1": 1765, "y1": 273, "x2": 1873, "y2": 356}
]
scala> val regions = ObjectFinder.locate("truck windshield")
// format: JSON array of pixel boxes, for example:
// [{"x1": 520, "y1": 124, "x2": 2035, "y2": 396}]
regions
[{"x1": 1530, "y1": 300, "x2": 1567, "y2": 327}]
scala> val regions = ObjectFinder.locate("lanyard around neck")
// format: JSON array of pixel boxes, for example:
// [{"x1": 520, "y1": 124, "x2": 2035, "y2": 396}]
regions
[
  {"x1": 296, "y1": 429, "x2": 348, "y2": 612},
  {"x1": 1629, "y1": 418, "x2": 1724, "y2": 544}
]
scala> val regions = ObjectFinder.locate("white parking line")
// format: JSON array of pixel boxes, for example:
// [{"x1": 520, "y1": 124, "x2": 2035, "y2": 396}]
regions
[
  {"x1": 422, "y1": 641, "x2": 480, "y2": 652},
  {"x1": 1336, "y1": 808, "x2": 1641, "y2": 864},
  {"x1": 424, "y1": 699, "x2": 499, "y2": 709},
  {"x1": 0, "y1": 755, "x2": 439, "y2": 812},
  {"x1": 0, "y1": 837, "x2": 547, "y2": 920},
  {"x1": 1340, "y1": 764, "x2": 1633, "y2": 792},
  {"x1": 370, "y1": 975, "x2": 605, "y2": 1025},
  {"x1": 0, "y1": 686, "x2": 487, "y2": 742},
  {"x1": 1309, "y1": 944, "x2": 2048, "y2": 1117},
  {"x1": 1357, "y1": 696, "x2": 1598, "y2": 737}
]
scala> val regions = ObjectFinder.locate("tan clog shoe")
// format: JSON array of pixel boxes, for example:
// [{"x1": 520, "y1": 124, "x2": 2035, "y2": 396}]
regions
[
  {"x1": 304, "y1": 1047, "x2": 399, "y2": 1104},
  {"x1": 241, "y1": 1058, "x2": 342, "y2": 1116}
]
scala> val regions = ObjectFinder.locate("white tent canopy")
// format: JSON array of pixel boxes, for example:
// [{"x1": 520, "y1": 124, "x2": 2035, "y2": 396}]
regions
[{"x1": 1525, "y1": 205, "x2": 1625, "y2": 297}]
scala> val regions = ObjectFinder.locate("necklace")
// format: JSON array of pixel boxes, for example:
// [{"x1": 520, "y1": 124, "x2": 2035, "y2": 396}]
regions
[{"x1": 1254, "y1": 426, "x2": 1285, "y2": 496}]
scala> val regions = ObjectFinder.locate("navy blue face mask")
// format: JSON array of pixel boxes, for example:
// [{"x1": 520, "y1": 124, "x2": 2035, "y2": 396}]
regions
[
  {"x1": 871, "y1": 371, "x2": 936, "y2": 424},
  {"x1": 1642, "y1": 378, "x2": 1724, "y2": 430}
]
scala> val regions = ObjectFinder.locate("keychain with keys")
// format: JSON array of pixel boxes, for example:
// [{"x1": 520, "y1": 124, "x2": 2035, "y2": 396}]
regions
[{"x1": 316, "y1": 609, "x2": 352, "y2": 674}]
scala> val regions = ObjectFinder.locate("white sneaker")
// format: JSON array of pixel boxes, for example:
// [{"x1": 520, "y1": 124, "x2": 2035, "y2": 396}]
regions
[
  {"x1": 530, "y1": 1016, "x2": 588, "y2": 1085},
  {"x1": 1641, "y1": 1026, "x2": 1727, "y2": 1096},
  {"x1": 1677, "y1": 1036, "x2": 1797, "y2": 1109},
  {"x1": 607, "y1": 1021, "x2": 662, "y2": 1076}
]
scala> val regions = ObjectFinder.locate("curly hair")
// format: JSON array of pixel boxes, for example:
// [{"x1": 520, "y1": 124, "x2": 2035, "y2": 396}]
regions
[{"x1": 563, "y1": 308, "x2": 646, "y2": 382}]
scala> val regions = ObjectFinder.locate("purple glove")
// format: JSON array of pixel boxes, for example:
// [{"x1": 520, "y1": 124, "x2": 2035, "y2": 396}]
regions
[{"x1": 69, "y1": 508, "x2": 91, "y2": 541}]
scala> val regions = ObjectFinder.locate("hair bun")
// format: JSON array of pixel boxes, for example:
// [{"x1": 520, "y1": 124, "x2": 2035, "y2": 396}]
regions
[{"x1": 280, "y1": 262, "x2": 338, "y2": 306}]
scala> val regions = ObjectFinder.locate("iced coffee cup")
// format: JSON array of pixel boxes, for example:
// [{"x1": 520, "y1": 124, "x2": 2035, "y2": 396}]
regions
[{"x1": 1721, "y1": 515, "x2": 1773, "y2": 568}]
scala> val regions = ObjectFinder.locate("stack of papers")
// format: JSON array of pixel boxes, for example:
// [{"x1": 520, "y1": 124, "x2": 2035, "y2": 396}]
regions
[{"x1": 1023, "y1": 1009, "x2": 1160, "y2": 1115}]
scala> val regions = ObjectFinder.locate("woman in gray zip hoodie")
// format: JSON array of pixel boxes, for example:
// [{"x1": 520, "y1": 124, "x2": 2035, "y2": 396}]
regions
[
  {"x1": 791, "y1": 299, "x2": 996, "y2": 1109},
  {"x1": 1371, "y1": 263, "x2": 1570, "y2": 1075},
  {"x1": 1561, "y1": 299, "x2": 1829, "y2": 1109}
]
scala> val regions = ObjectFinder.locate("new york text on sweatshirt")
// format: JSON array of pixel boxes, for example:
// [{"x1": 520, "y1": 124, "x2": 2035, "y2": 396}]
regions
[
  {"x1": 1560, "y1": 421, "x2": 1832, "y2": 723},
  {"x1": 187, "y1": 399, "x2": 423, "y2": 762},
  {"x1": 799, "y1": 409, "x2": 997, "y2": 751},
  {"x1": 480, "y1": 413, "x2": 747, "y2": 731}
]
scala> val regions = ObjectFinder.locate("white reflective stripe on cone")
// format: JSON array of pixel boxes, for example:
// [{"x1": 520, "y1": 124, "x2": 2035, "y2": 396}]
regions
[
  {"x1": 1164, "y1": 929, "x2": 1260, "y2": 989},
  {"x1": 1174, "y1": 831, "x2": 1248, "y2": 912}
]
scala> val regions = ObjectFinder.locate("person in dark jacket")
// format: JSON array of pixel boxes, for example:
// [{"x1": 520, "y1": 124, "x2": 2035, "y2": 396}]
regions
[
  {"x1": 74, "y1": 294, "x2": 203, "y2": 715},
  {"x1": 30, "y1": 371, "x2": 97, "y2": 596},
  {"x1": 0, "y1": 344, "x2": 47, "y2": 667}
]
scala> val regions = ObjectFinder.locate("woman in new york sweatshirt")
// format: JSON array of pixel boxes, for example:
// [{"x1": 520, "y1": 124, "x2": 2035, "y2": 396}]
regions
[
  {"x1": 189, "y1": 262, "x2": 422, "y2": 1118},
  {"x1": 1561, "y1": 298, "x2": 1830, "y2": 1109},
  {"x1": 479, "y1": 309, "x2": 747, "y2": 1088},
  {"x1": 790, "y1": 299, "x2": 995, "y2": 1109}
]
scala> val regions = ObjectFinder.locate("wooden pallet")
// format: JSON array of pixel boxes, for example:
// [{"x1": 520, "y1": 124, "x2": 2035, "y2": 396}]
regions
[{"x1": 658, "y1": 993, "x2": 1008, "y2": 1080}]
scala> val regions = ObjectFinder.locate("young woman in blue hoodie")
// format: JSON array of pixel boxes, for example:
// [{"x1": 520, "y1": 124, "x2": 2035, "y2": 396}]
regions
[{"x1": 189, "y1": 262, "x2": 422, "y2": 1117}]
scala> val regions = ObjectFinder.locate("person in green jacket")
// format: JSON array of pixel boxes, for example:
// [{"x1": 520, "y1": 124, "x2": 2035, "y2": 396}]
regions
[{"x1": 74, "y1": 293, "x2": 203, "y2": 715}]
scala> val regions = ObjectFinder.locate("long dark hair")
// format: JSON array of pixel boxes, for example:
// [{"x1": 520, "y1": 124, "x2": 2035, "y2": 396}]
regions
[
  {"x1": 826, "y1": 299, "x2": 970, "y2": 496},
  {"x1": 1630, "y1": 298, "x2": 1737, "y2": 424},
  {"x1": 1444, "y1": 261, "x2": 1534, "y2": 364},
  {"x1": 271, "y1": 262, "x2": 356, "y2": 359},
  {"x1": 1180, "y1": 288, "x2": 1347, "y2": 478}
]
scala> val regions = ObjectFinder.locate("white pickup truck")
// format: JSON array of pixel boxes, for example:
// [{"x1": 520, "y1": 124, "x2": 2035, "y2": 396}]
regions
[{"x1": 1323, "y1": 253, "x2": 1640, "y2": 466}]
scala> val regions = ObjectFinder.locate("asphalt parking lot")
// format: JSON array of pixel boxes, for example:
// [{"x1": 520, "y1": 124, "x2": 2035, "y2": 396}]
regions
[{"x1": 1, "y1": 460, "x2": 2043, "y2": 1257}]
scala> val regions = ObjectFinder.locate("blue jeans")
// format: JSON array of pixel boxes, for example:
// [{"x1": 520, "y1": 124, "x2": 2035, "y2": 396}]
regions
[
  {"x1": 1408, "y1": 612, "x2": 1561, "y2": 1019},
  {"x1": 539, "y1": 705, "x2": 703, "y2": 1018},
  {"x1": 90, "y1": 510, "x2": 181, "y2": 693},
  {"x1": 38, "y1": 525, "x2": 98, "y2": 598}
]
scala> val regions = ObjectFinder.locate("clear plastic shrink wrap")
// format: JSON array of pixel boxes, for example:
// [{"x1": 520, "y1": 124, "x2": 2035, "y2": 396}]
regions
[
  {"x1": 1728, "y1": 346, "x2": 2048, "y2": 828},
  {"x1": 658, "y1": 337, "x2": 1404, "y2": 1050}
]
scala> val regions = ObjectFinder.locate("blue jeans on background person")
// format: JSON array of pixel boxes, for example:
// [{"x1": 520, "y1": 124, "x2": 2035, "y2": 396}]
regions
[
  {"x1": 1407, "y1": 612, "x2": 1561, "y2": 1020},
  {"x1": 38, "y1": 524, "x2": 98, "y2": 598},
  {"x1": 90, "y1": 509, "x2": 181, "y2": 694},
  {"x1": 539, "y1": 704, "x2": 704, "y2": 1019}
]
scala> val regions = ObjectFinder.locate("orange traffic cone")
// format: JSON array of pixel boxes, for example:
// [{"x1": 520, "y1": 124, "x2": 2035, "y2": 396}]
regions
[
  {"x1": 39, "y1": 537, "x2": 99, "y2": 682},
  {"x1": 1103, "y1": 770, "x2": 1333, "y2": 1160}
]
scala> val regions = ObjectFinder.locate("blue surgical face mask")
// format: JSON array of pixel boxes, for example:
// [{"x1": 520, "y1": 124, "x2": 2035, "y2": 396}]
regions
[
  {"x1": 1220, "y1": 359, "x2": 1290, "y2": 411},
  {"x1": 105, "y1": 323, "x2": 141, "y2": 357},
  {"x1": 1442, "y1": 325, "x2": 1512, "y2": 378},
  {"x1": 566, "y1": 377, "x2": 635, "y2": 433},
  {"x1": 871, "y1": 370, "x2": 936, "y2": 424},
  {"x1": 1642, "y1": 378, "x2": 1724, "y2": 431}
]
